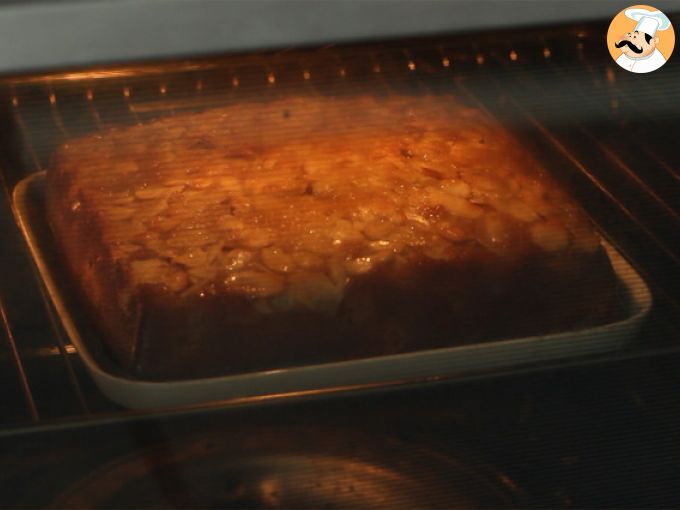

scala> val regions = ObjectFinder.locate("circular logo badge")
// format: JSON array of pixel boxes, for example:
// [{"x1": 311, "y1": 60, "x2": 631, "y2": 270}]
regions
[{"x1": 607, "y1": 4, "x2": 675, "y2": 73}]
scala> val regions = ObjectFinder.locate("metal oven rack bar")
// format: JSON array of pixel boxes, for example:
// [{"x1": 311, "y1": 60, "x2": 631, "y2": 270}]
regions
[
  {"x1": 0, "y1": 21, "x2": 678, "y2": 436},
  {"x1": 0, "y1": 294, "x2": 39, "y2": 422}
]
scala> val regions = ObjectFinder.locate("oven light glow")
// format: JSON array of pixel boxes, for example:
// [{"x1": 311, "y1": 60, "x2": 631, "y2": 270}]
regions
[
  {"x1": 196, "y1": 80, "x2": 203, "y2": 91},
  {"x1": 303, "y1": 70, "x2": 311, "y2": 80},
  {"x1": 267, "y1": 72, "x2": 276, "y2": 84},
  {"x1": 476, "y1": 54, "x2": 485, "y2": 65},
  {"x1": 339, "y1": 68, "x2": 347, "y2": 77},
  {"x1": 407, "y1": 60, "x2": 416, "y2": 71},
  {"x1": 543, "y1": 48, "x2": 552, "y2": 59},
  {"x1": 372, "y1": 64, "x2": 381, "y2": 73},
  {"x1": 160, "y1": 84, "x2": 167, "y2": 95},
  {"x1": 606, "y1": 67, "x2": 616, "y2": 83},
  {"x1": 232, "y1": 77, "x2": 240, "y2": 87},
  {"x1": 11, "y1": 97, "x2": 18, "y2": 107},
  {"x1": 123, "y1": 87, "x2": 131, "y2": 98},
  {"x1": 441, "y1": 57, "x2": 450, "y2": 67},
  {"x1": 86, "y1": 90, "x2": 94, "y2": 101},
  {"x1": 49, "y1": 93, "x2": 56, "y2": 105},
  {"x1": 509, "y1": 50, "x2": 518, "y2": 61},
  {"x1": 6, "y1": 64, "x2": 222, "y2": 86}
]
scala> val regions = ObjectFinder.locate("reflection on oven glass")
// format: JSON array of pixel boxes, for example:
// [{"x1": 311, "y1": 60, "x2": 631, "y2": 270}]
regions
[{"x1": 52, "y1": 428, "x2": 519, "y2": 509}]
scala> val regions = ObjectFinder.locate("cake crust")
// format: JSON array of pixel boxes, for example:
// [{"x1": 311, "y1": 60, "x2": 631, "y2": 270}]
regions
[{"x1": 47, "y1": 95, "x2": 617, "y2": 379}]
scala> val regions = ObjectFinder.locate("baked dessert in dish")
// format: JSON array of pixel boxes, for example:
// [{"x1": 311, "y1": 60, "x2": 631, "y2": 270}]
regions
[{"x1": 47, "y1": 95, "x2": 617, "y2": 380}]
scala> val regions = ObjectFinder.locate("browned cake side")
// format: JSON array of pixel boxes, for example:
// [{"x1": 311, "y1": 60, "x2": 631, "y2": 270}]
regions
[{"x1": 47, "y1": 95, "x2": 618, "y2": 380}]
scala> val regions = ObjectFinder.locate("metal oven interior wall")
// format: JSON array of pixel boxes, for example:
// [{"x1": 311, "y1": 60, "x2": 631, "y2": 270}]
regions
[{"x1": 0, "y1": 20, "x2": 678, "y2": 436}]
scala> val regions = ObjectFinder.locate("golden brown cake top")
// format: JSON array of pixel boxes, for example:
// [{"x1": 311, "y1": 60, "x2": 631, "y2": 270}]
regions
[{"x1": 53, "y1": 95, "x2": 600, "y2": 314}]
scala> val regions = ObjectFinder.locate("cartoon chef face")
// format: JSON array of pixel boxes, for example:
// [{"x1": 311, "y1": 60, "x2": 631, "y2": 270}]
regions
[
  {"x1": 615, "y1": 30, "x2": 659, "y2": 58},
  {"x1": 608, "y1": 6, "x2": 673, "y2": 74}
]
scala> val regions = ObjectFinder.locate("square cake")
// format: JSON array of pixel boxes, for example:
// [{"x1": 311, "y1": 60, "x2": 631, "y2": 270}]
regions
[{"x1": 47, "y1": 95, "x2": 617, "y2": 379}]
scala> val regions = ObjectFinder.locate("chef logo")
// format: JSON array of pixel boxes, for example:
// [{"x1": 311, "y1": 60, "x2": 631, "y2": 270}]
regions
[{"x1": 607, "y1": 5, "x2": 674, "y2": 73}]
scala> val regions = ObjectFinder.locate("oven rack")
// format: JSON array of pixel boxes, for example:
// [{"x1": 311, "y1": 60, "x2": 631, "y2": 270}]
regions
[{"x1": 0, "y1": 22, "x2": 678, "y2": 435}]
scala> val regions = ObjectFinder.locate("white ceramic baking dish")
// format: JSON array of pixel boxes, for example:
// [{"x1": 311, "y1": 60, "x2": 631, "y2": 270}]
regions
[{"x1": 14, "y1": 171, "x2": 652, "y2": 409}]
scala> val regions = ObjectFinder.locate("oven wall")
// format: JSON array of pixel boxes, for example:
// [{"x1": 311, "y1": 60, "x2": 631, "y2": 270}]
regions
[{"x1": 1, "y1": 0, "x2": 679, "y2": 74}]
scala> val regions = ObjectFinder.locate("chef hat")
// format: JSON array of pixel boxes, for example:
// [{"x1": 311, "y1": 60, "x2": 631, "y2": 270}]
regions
[{"x1": 625, "y1": 8, "x2": 672, "y2": 37}]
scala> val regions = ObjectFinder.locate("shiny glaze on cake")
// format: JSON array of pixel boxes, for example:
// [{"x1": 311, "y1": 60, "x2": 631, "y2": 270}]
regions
[{"x1": 47, "y1": 95, "x2": 616, "y2": 379}]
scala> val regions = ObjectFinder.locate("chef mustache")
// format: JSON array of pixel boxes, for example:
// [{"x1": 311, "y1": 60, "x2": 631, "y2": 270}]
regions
[{"x1": 615, "y1": 39, "x2": 644, "y2": 54}]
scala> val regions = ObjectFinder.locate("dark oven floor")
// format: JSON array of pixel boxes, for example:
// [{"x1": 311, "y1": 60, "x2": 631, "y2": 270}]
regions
[{"x1": 2, "y1": 352, "x2": 680, "y2": 508}]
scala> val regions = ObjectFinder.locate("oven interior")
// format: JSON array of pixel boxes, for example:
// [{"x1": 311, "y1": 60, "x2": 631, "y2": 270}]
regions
[{"x1": 0, "y1": 19, "x2": 679, "y2": 507}]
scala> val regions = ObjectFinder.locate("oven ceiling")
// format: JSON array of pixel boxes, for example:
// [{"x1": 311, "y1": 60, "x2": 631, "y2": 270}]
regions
[{"x1": 1, "y1": 0, "x2": 679, "y2": 74}]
